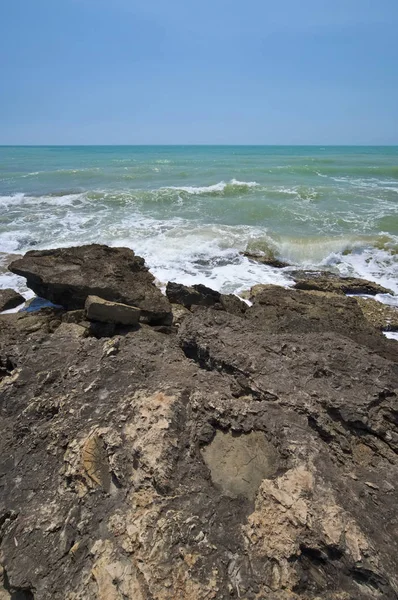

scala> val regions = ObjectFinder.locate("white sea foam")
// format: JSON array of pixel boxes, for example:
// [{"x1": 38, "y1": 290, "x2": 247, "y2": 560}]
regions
[
  {"x1": 164, "y1": 179, "x2": 259, "y2": 195},
  {"x1": 384, "y1": 332, "x2": 398, "y2": 341}
]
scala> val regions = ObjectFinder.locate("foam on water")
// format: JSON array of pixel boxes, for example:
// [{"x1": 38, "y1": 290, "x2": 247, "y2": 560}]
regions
[
  {"x1": 165, "y1": 179, "x2": 260, "y2": 195},
  {"x1": 1, "y1": 146, "x2": 397, "y2": 302},
  {"x1": 384, "y1": 331, "x2": 398, "y2": 341}
]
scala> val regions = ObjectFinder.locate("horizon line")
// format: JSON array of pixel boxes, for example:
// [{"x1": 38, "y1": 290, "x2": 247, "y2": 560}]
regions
[{"x1": 1, "y1": 143, "x2": 398, "y2": 148}]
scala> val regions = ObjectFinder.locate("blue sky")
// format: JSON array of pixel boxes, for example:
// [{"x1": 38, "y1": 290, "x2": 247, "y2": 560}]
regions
[{"x1": 1, "y1": 0, "x2": 397, "y2": 144}]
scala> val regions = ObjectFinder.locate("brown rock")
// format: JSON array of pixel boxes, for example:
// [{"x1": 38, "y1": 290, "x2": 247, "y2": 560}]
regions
[
  {"x1": 219, "y1": 294, "x2": 248, "y2": 316},
  {"x1": 167, "y1": 283, "x2": 247, "y2": 317},
  {"x1": 85, "y1": 296, "x2": 141, "y2": 326},
  {"x1": 246, "y1": 284, "x2": 395, "y2": 357},
  {"x1": 61, "y1": 309, "x2": 85, "y2": 324},
  {"x1": 292, "y1": 272, "x2": 394, "y2": 296},
  {"x1": 242, "y1": 251, "x2": 290, "y2": 268},
  {"x1": 2, "y1": 285, "x2": 398, "y2": 598},
  {"x1": 171, "y1": 303, "x2": 191, "y2": 327},
  {"x1": 0, "y1": 289, "x2": 24, "y2": 312},
  {"x1": 166, "y1": 281, "x2": 220, "y2": 308},
  {"x1": 355, "y1": 297, "x2": 398, "y2": 331},
  {"x1": 9, "y1": 244, "x2": 172, "y2": 324},
  {"x1": 53, "y1": 322, "x2": 88, "y2": 339}
]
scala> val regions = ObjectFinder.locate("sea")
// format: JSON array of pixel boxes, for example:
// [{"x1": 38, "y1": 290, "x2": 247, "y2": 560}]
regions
[{"x1": 1, "y1": 145, "x2": 398, "y2": 306}]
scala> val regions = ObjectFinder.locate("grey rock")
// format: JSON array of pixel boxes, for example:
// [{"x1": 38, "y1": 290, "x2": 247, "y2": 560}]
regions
[
  {"x1": 246, "y1": 284, "x2": 396, "y2": 358},
  {"x1": 219, "y1": 293, "x2": 247, "y2": 316},
  {"x1": 61, "y1": 309, "x2": 85, "y2": 324},
  {"x1": 291, "y1": 271, "x2": 394, "y2": 296},
  {"x1": 9, "y1": 245, "x2": 172, "y2": 325},
  {"x1": 166, "y1": 281, "x2": 220, "y2": 308},
  {"x1": 0, "y1": 289, "x2": 24, "y2": 312},
  {"x1": 85, "y1": 295, "x2": 141, "y2": 326},
  {"x1": 1, "y1": 282, "x2": 398, "y2": 598},
  {"x1": 242, "y1": 251, "x2": 290, "y2": 268},
  {"x1": 355, "y1": 297, "x2": 398, "y2": 331},
  {"x1": 171, "y1": 303, "x2": 191, "y2": 327}
]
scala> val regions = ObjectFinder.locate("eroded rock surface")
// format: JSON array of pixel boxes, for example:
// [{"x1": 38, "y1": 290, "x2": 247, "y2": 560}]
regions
[
  {"x1": 246, "y1": 285, "x2": 397, "y2": 358},
  {"x1": 9, "y1": 245, "x2": 172, "y2": 324},
  {"x1": 355, "y1": 297, "x2": 398, "y2": 332},
  {"x1": 85, "y1": 295, "x2": 141, "y2": 326},
  {"x1": 292, "y1": 272, "x2": 394, "y2": 296},
  {"x1": 0, "y1": 289, "x2": 24, "y2": 312},
  {"x1": 1, "y1": 256, "x2": 398, "y2": 599}
]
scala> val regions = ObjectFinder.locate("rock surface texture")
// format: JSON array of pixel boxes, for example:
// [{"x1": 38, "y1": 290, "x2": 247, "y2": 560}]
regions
[
  {"x1": 85, "y1": 296, "x2": 141, "y2": 326},
  {"x1": 0, "y1": 289, "x2": 24, "y2": 312},
  {"x1": 1, "y1": 246, "x2": 398, "y2": 599},
  {"x1": 292, "y1": 272, "x2": 393, "y2": 296},
  {"x1": 9, "y1": 245, "x2": 172, "y2": 324}
]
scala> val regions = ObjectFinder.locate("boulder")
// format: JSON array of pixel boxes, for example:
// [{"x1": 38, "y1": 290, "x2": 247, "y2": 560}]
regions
[
  {"x1": 0, "y1": 289, "x2": 24, "y2": 312},
  {"x1": 166, "y1": 282, "x2": 247, "y2": 318},
  {"x1": 355, "y1": 297, "x2": 398, "y2": 331},
  {"x1": 292, "y1": 271, "x2": 394, "y2": 296},
  {"x1": 9, "y1": 245, "x2": 172, "y2": 325},
  {"x1": 246, "y1": 284, "x2": 396, "y2": 358},
  {"x1": 219, "y1": 293, "x2": 248, "y2": 316},
  {"x1": 240, "y1": 283, "x2": 280, "y2": 303},
  {"x1": 242, "y1": 251, "x2": 290, "y2": 268},
  {"x1": 85, "y1": 296, "x2": 141, "y2": 326},
  {"x1": 166, "y1": 281, "x2": 220, "y2": 308}
]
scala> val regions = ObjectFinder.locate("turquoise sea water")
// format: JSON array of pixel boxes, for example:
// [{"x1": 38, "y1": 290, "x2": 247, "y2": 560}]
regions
[{"x1": 1, "y1": 145, "x2": 397, "y2": 297}]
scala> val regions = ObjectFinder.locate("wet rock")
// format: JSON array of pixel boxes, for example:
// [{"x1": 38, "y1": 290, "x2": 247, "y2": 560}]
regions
[
  {"x1": 241, "y1": 283, "x2": 281, "y2": 302},
  {"x1": 166, "y1": 282, "x2": 220, "y2": 308},
  {"x1": 0, "y1": 289, "x2": 24, "y2": 312},
  {"x1": 219, "y1": 294, "x2": 248, "y2": 316},
  {"x1": 85, "y1": 296, "x2": 141, "y2": 326},
  {"x1": 291, "y1": 271, "x2": 394, "y2": 296},
  {"x1": 355, "y1": 297, "x2": 398, "y2": 331},
  {"x1": 9, "y1": 245, "x2": 172, "y2": 325},
  {"x1": 242, "y1": 251, "x2": 290, "y2": 268},
  {"x1": 167, "y1": 283, "x2": 247, "y2": 317}
]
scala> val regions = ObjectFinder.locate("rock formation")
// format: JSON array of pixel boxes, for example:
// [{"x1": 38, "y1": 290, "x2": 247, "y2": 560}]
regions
[
  {"x1": 292, "y1": 272, "x2": 394, "y2": 296},
  {"x1": 0, "y1": 289, "x2": 24, "y2": 313},
  {"x1": 1, "y1": 245, "x2": 398, "y2": 599},
  {"x1": 9, "y1": 245, "x2": 172, "y2": 325}
]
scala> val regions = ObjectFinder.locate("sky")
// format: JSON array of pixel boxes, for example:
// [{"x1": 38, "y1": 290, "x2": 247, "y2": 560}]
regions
[{"x1": 0, "y1": 0, "x2": 398, "y2": 145}]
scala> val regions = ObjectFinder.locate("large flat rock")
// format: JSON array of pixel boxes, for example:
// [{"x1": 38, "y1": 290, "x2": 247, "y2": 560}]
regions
[
  {"x1": 9, "y1": 245, "x2": 172, "y2": 324},
  {"x1": 291, "y1": 272, "x2": 394, "y2": 296},
  {"x1": 1, "y1": 304, "x2": 398, "y2": 598},
  {"x1": 85, "y1": 295, "x2": 141, "y2": 326},
  {"x1": 246, "y1": 284, "x2": 396, "y2": 358}
]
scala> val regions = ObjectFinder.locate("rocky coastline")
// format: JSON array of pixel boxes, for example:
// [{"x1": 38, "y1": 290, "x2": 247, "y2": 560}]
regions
[{"x1": 1, "y1": 244, "x2": 398, "y2": 599}]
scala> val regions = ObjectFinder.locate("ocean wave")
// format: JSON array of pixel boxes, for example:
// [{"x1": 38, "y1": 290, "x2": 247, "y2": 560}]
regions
[
  {"x1": 0, "y1": 192, "x2": 88, "y2": 209},
  {"x1": 19, "y1": 168, "x2": 101, "y2": 178},
  {"x1": 164, "y1": 179, "x2": 260, "y2": 196},
  {"x1": 274, "y1": 186, "x2": 320, "y2": 201}
]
